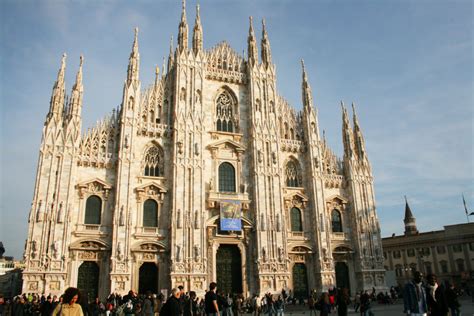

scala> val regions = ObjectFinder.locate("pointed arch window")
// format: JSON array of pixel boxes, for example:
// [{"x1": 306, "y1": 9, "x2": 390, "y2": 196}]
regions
[
  {"x1": 216, "y1": 90, "x2": 237, "y2": 133},
  {"x1": 143, "y1": 145, "x2": 164, "y2": 177},
  {"x1": 85, "y1": 195, "x2": 102, "y2": 225},
  {"x1": 331, "y1": 209, "x2": 343, "y2": 232},
  {"x1": 143, "y1": 199, "x2": 158, "y2": 227},
  {"x1": 291, "y1": 207, "x2": 303, "y2": 232},
  {"x1": 285, "y1": 161, "x2": 300, "y2": 187},
  {"x1": 218, "y1": 162, "x2": 236, "y2": 192}
]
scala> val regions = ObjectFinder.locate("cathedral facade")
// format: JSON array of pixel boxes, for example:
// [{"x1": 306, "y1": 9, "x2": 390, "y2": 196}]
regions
[{"x1": 22, "y1": 3, "x2": 385, "y2": 298}]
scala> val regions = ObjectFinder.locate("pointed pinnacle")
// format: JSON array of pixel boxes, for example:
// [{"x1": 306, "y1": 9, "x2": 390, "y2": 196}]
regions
[
  {"x1": 249, "y1": 16, "x2": 255, "y2": 35},
  {"x1": 132, "y1": 27, "x2": 139, "y2": 54},
  {"x1": 181, "y1": 0, "x2": 187, "y2": 21}
]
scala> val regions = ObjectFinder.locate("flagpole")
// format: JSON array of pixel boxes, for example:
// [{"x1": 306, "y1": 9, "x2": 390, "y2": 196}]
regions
[{"x1": 463, "y1": 194, "x2": 470, "y2": 223}]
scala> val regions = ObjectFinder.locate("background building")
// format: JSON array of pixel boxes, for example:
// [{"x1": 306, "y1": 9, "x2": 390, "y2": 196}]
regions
[
  {"x1": 0, "y1": 242, "x2": 24, "y2": 297},
  {"x1": 382, "y1": 200, "x2": 474, "y2": 289},
  {"x1": 22, "y1": 3, "x2": 385, "y2": 298}
]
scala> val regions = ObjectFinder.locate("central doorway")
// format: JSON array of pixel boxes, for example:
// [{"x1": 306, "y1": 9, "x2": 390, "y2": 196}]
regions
[
  {"x1": 139, "y1": 262, "x2": 158, "y2": 294},
  {"x1": 77, "y1": 261, "x2": 99, "y2": 301},
  {"x1": 216, "y1": 244, "x2": 242, "y2": 294},
  {"x1": 335, "y1": 262, "x2": 350, "y2": 290},
  {"x1": 292, "y1": 263, "x2": 308, "y2": 299}
]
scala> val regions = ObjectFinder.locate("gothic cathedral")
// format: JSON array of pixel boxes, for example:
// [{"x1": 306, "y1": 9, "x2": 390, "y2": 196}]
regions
[{"x1": 22, "y1": 3, "x2": 386, "y2": 298}]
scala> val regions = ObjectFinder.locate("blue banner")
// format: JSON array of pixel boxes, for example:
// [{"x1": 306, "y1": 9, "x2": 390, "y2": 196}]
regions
[{"x1": 220, "y1": 200, "x2": 242, "y2": 231}]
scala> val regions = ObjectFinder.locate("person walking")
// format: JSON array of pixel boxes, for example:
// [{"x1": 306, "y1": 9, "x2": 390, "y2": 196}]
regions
[
  {"x1": 204, "y1": 283, "x2": 219, "y2": 316},
  {"x1": 445, "y1": 283, "x2": 460, "y2": 316},
  {"x1": 52, "y1": 288, "x2": 84, "y2": 316},
  {"x1": 143, "y1": 292, "x2": 155, "y2": 316},
  {"x1": 160, "y1": 288, "x2": 181, "y2": 316},
  {"x1": 425, "y1": 274, "x2": 448, "y2": 316},
  {"x1": 403, "y1": 271, "x2": 428, "y2": 316},
  {"x1": 336, "y1": 288, "x2": 350, "y2": 316}
]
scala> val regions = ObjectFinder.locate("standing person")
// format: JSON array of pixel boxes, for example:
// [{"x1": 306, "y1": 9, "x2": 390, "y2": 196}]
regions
[
  {"x1": 336, "y1": 288, "x2": 350, "y2": 316},
  {"x1": 353, "y1": 291, "x2": 361, "y2": 313},
  {"x1": 317, "y1": 293, "x2": 331, "y2": 316},
  {"x1": 183, "y1": 292, "x2": 197, "y2": 316},
  {"x1": 52, "y1": 288, "x2": 84, "y2": 316},
  {"x1": 403, "y1": 271, "x2": 428, "y2": 316},
  {"x1": 445, "y1": 283, "x2": 460, "y2": 316},
  {"x1": 359, "y1": 291, "x2": 372, "y2": 316},
  {"x1": 40, "y1": 296, "x2": 54, "y2": 316},
  {"x1": 177, "y1": 287, "x2": 185, "y2": 316},
  {"x1": 274, "y1": 296, "x2": 284, "y2": 316},
  {"x1": 160, "y1": 289, "x2": 181, "y2": 316},
  {"x1": 425, "y1": 274, "x2": 448, "y2": 316},
  {"x1": 143, "y1": 292, "x2": 155, "y2": 316},
  {"x1": 204, "y1": 283, "x2": 219, "y2": 316}
]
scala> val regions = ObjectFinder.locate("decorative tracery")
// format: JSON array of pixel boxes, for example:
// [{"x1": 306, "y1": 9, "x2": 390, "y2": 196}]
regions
[
  {"x1": 285, "y1": 161, "x2": 301, "y2": 187},
  {"x1": 143, "y1": 145, "x2": 164, "y2": 177},
  {"x1": 216, "y1": 90, "x2": 237, "y2": 133}
]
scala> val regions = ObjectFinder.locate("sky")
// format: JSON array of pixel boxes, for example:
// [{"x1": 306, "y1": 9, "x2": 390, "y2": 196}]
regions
[{"x1": 0, "y1": 0, "x2": 472, "y2": 260}]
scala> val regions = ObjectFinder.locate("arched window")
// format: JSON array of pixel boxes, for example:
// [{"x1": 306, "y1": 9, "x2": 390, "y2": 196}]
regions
[
  {"x1": 331, "y1": 209, "x2": 343, "y2": 232},
  {"x1": 218, "y1": 162, "x2": 236, "y2": 192},
  {"x1": 291, "y1": 207, "x2": 303, "y2": 232},
  {"x1": 216, "y1": 90, "x2": 237, "y2": 132},
  {"x1": 143, "y1": 145, "x2": 164, "y2": 177},
  {"x1": 143, "y1": 199, "x2": 158, "y2": 227},
  {"x1": 85, "y1": 195, "x2": 101, "y2": 225},
  {"x1": 285, "y1": 161, "x2": 300, "y2": 187}
]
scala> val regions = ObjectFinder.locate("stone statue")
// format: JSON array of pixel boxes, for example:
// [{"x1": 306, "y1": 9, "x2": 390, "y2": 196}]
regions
[
  {"x1": 176, "y1": 244, "x2": 182, "y2": 262},
  {"x1": 262, "y1": 246, "x2": 267, "y2": 262},
  {"x1": 177, "y1": 209, "x2": 182, "y2": 228},
  {"x1": 119, "y1": 206, "x2": 125, "y2": 226},
  {"x1": 57, "y1": 202, "x2": 63, "y2": 223},
  {"x1": 209, "y1": 178, "x2": 214, "y2": 190},
  {"x1": 117, "y1": 242, "x2": 124, "y2": 261},
  {"x1": 278, "y1": 246, "x2": 284, "y2": 262},
  {"x1": 194, "y1": 245, "x2": 200, "y2": 261},
  {"x1": 276, "y1": 214, "x2": 281, "y2": 232},
  {"x1": 36, "y1": 200, "x2": 43, "y2": 222},
  {"x1": 261, "y1": 213, "x2": 266, "y2": 231},
  {"x1": 52, "y1": 240, "x2": 60, "y2": 259},
  {"x1": 194, "y1": 210, "x2": 200, "y2": 229}
]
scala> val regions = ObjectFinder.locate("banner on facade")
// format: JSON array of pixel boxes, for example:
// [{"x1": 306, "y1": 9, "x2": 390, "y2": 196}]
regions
[{"x1": 220, "y1": 200, "x2": 242, "y2": 231}]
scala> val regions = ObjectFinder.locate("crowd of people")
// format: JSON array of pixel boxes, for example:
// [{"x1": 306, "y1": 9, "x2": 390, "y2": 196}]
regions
[
  {"x1": 0, "y1": 276, "x2": 467, "y2": 316},
  {"x1": 403, "y1": 272, "x2": 461, "y2": 316}
]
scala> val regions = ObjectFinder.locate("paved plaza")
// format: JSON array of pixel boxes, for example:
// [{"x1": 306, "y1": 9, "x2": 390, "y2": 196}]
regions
[{"x1": 279, "y1": 297, "x2": 474, "y2": 315}]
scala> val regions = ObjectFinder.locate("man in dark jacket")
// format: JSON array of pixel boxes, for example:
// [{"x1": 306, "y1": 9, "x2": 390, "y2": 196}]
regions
[
  {"x1": 403, "y1": 271, "x2": 428, "y2": 315},
  {"x1": 160, "y1": 288, "x2": 181, "y2": 316},
  {"x1": 426, "y1": 274, "x2": 448, "y2": 316}
]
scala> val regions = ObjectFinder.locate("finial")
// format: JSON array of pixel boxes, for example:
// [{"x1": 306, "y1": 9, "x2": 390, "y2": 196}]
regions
[
  {"x1": 135, "y1": 27, "x2": 139, "y2": 37},
  {"x1": 262, "y1": 18, "x2": 266, "y2": 28},
  {"x1": 301, "y1": 59, "x2": 305, "y2": 69},
  {"x1": 196, "y1": 3, "x2": 200, "y2": 15},
  {"x1": 61, "y1": 53, "x2": 67, "y2": 69},
  {"x1": 162, "y1": 57, "x2": 166, "y2": 76},
  {"x1": 155, "y1": 65, "x2": 159, "y2": 76},
  {"x1": 404, "y1": 195, "x2": 408, "y2": 203},
  {"x1": 182, "y1": 0, "x2": 186, "y2": 10},
  {"x1": 340, "y1": 100, "x2": 345, "y2": 110},
  {"x1": 79, "y1": 54, "x2": 84, "y2": 67}
]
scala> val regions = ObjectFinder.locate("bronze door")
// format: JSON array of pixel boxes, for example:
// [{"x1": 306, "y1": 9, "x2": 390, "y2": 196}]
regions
[
  {"x1": 292, "y1": 263, "x2": 308, "y2": 298},
  {"x1": 216, "y1": 245, "x2": 242, "y2": 294},
  {"x1": 335, "y1": 262, "x2": 350, "y2": 291},
  {"x1": 77, "y1": 261, "x2": 99, "y2": 302},
  {"x1": 139, "y1": 262, "x2": 158, "y2": 294}
]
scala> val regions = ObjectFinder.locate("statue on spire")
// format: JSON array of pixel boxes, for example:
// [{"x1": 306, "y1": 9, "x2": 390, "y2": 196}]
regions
[
  {"x1": 47, "y1": 53, "x2": 67, "y2": 121},
  {"x1": 261, "y1": 19, "x2": 272, "y2": 67},
  {"x1": 301, "y1": 59, "x2": 314, "y2": 110},
  {"x1": 69, "y1": 55, "x2": 84, "y2": 119},
  {"x1": 127, "y1": 27, "x2": 140, "y2": 86},
  {"x1": 192, "y1": 4, "x2": 203, "y2": 55},
  {"x1": 247, "y1": 16, "x2": 258, "y2": 66},
  {"x1": 352, "y1": 103, "x2": 367, "y2": 162},
  {"x1": 177, "y1": 0, "x2": 189, "y2": 53}
]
